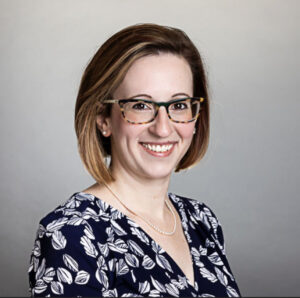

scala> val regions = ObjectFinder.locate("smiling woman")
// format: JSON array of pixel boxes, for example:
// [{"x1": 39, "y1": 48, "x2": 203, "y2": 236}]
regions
[{"x1": 28, "y1": 23, "x2": 241, "y2": 297}]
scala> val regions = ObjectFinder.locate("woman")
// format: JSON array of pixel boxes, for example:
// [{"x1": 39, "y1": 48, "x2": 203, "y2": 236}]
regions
[{"x1": 29, "y1": 23, "x2": 241, "y2": 297}]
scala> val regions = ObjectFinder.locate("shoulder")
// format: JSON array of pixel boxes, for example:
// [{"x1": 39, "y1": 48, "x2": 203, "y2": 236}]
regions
[
  {"x1": 37, "y1": 192, "x2": 113, "y2": 243},
  {"x1": 169, "y1": 192, "x2": 220, "y2": 228},
  {"x1": 169, "y1": 192, "x2": 225, "y2": 251}
]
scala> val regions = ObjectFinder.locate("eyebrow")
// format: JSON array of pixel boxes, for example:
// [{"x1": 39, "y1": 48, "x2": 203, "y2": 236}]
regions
[{"x1": 129, "y1": 93, "x2": 191, "y2": 99}]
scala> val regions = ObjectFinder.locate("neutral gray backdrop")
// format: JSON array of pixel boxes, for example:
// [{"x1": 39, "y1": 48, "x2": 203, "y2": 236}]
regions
[{"x1": 0, "y1": 0, "x2": 299, "y2": 296}]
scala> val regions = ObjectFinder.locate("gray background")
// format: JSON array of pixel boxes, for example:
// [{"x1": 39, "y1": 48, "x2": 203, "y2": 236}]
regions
[{"x1": 0, "y1": 0, "x2": 299, "y2": 296}]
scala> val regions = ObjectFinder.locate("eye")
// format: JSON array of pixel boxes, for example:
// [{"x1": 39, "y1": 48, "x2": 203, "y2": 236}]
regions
[
  {"x1": 132, "y1": 102, "x2": 152, "y2": 110},
  {"x1": 171, "y1": 101, "x2": 189, "y2": 110}
]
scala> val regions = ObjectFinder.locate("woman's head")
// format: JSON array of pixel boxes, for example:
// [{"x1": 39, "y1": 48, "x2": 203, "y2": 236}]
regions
[{"x1": 75, "y1": 23, "x2": 210, "y2": 184}]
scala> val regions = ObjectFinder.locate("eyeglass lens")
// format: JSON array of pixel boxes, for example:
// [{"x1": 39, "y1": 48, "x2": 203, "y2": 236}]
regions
[{"x1": 121, "y1": 98, "x2": 200, "y2": 123}]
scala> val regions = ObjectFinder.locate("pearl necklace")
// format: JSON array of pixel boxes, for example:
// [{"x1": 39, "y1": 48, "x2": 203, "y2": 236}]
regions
[{"x1": 105, "y1": 184, "x2": 177, "y2": 236}]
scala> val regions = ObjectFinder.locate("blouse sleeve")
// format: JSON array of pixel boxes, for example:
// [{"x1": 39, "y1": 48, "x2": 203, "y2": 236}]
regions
[{"x1": 28, "y1": 221, "x2": 105, "y2": 297}]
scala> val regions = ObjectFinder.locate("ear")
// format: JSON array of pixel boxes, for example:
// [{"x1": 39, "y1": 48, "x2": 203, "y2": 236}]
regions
[{"x1": 96, "y1": 114, "x2": 112, "y2": 137}]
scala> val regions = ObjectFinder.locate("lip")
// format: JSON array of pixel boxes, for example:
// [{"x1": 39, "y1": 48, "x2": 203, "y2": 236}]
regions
[
  {"x1": 139, "y1": 141, "x2": 177, "y2": 145},
  {"x1": 139, "y1": 142, "x2": 177, "y2": 157}
]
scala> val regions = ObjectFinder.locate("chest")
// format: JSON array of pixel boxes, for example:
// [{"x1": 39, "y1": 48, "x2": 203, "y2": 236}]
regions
[{"x1": 136, "y1": 219, "x2": 195, "y2": 287}]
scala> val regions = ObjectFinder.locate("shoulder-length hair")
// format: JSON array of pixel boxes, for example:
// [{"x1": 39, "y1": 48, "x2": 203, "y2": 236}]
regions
[{"x1": 75, "y1": 23, "x2": 210, "y2": 184}]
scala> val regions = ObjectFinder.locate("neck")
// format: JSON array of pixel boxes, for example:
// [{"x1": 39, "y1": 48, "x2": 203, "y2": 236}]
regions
[{"x1": 107, "y1": 166, "x2": 171, "y2": 221}]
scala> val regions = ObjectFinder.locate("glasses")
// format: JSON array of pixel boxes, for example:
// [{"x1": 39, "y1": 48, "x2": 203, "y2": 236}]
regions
[{"x1": 103, "y1": 97, "x2": 204, "y2": 124}]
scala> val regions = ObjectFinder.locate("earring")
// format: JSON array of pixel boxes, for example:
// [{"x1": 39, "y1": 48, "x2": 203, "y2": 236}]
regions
[
  {"x1": 193, "y1": 128, "x2": 196, "y2": 135},
  {"x1": 102, "y1": 131, "x2": 107, "y2": 135}
]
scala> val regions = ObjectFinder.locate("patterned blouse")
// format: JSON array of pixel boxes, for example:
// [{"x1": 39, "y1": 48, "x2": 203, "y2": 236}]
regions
[{"x1": 28, "y1": 192, "x2": 241, "y2": 297}]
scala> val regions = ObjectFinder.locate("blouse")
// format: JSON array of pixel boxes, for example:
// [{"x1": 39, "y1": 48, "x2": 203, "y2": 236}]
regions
[{"x1": 28, "y1": 192, "x2": 241, "y2": 297}]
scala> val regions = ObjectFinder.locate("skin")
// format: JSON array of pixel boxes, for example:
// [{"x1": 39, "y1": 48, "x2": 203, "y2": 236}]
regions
[{"x1": 90, "y1": 53, "x2": 196, "y2": 222}]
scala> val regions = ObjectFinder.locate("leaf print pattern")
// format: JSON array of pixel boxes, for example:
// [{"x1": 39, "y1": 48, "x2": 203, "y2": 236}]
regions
[
  {"x1": 29, "y1": 192, "x2": 240, "y2": 297},
  {"x1": 75, "y1": 270, "x2": 90, "y2": 285},
  {"x1": 80, "y1": 235, "x2": 98, "y2": 258},
  {"x1": 52, "y1": 230, "x2": 66, "y2": 250},
  {"x1": 63, "y1": 254, "x2": 79, "y2": 272}
]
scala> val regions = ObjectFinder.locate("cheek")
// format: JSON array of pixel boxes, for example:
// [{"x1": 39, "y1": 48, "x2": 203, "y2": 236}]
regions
[{"x1": 177, "y1": 123, "x2": 195, "y2": 140}]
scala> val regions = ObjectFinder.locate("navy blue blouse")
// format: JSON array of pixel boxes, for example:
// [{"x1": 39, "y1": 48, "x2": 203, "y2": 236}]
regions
[{"x1": 28, "y1": 192, "x2": 240, "y2": 297}]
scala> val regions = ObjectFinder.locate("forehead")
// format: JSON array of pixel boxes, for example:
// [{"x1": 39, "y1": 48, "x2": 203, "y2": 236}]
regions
[{"x1": 113, "y1": 53, "x2": 193, "y2": 99}]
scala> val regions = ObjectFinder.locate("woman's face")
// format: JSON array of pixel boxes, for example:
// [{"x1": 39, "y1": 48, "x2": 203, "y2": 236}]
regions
[{"x1": 98, "y1": 53, "x2": 195, "y2": 181}]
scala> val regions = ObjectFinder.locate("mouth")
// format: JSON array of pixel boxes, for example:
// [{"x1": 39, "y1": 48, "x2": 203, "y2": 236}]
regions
[{"x1": 139, "y1": 142, "x2": 177, "y2": 157}]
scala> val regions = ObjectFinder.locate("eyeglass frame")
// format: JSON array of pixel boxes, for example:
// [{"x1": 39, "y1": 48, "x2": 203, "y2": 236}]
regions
[{"x1": 102, "y1": 97, "x2": 205, "y2": 124}]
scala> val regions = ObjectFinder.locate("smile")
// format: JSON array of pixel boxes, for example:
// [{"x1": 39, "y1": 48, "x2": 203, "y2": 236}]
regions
[
  {"x1": 139, "y1": 142, "x2": 177, "y2": 157},
  {"x1": 141, "y1": 143, "x2": 174, "y2": 153}
]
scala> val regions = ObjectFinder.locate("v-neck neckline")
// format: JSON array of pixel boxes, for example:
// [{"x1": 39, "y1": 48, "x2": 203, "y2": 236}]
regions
[{"x1": 75, "y1": 191, "x2": 198, "y2": 291}]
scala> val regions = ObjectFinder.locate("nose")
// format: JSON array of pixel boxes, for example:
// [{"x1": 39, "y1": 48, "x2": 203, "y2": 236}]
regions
[{"x1": 148, "y1": 106, "x2": 173, "y2": 137}]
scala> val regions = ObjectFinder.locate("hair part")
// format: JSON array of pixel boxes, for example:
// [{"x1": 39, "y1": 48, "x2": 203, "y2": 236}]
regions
[{"x1": 75, "y1": 23, "x2": 210, "y2": 185}]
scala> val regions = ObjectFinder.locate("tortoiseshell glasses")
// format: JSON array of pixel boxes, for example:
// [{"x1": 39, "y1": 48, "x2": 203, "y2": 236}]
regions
[{"x1": 103, "y1": 97, "x2": 204, "y2": 124}]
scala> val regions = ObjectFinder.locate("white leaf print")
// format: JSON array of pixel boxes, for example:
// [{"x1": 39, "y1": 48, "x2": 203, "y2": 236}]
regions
[
  {"x1": 200, "y1": 267, "x2": 217, "y2": 283},
  {"x1": 171, "y1": 276, "x2": 186, "y2": 290},
  {"x1": 191, "y1": 247, "x2": 200, "y2": 258},
  {"x1": 65, "y1": 198, "x2": 77, "y2": 209},
  {"x1": 205, "y1": 238, "x2": 215, "y2": 248},
  {"x1": 130, "y1": 227, "x2": 149, "y2": 244},
  {"x1": 34, "y1": 279, "x2": 47, "y2": 294},
  {"x1": 209, "y1": 217, "x2": 218, "y2": 230},
  {"x1": 142, "y1": 255, "x2": 155, "y2": 270},
  {"x1": 50, "y1": 281, "x2": 64, "y2": 295},
  {"x1": 151, "y1": 241, "x2": 164, "y2": 254},
  {"x1": 130, "y1": 269, "x2": 136, "y2": 283},
  {"x1": 165, "y1": 283, "x2": 179, "y2": 296},
  {"x1": 35, "y1": 258, "x2": 46, "y2": 280},
  {"x1": 103, "y1": 289, "x2": 118, "y2": 297},
  {"x1": 96, "y1": 199, "x2": 109, "y2": 213},
  {"x1": 32, "y1": 240, "x2": 41, "y2": 257},
  {"x1": 75, "y1": 270, "x2": 90, "y2": 285},
  {"x1": 127, "y1": 218, "x2": 139, "y2": 228},
  {"x1": 200, "y1": 245, "x2": 208, "y2": 256},
  {"x1": 198, "y1": 211, "x2": 211, "y2": 230},
  {"x1": 57, "y1": 267, "x2": 73, "y2": 284},
  {"x1": 84, "y1": 226, "x2": 95, "y2": 240},
  {"x1": 208, "y1": 252, "x2": 224, "y2": 266},
  {"x1": 149, "y1": 289, "x2": 161, "y2": 297},
  {"x1": 108, "y1": 238, "x2": 128, "y2": 254},
  {"x1": 82, "y1": 207, "x2": 98, "y2": 221},
  {"x1": 97, "y1": 255, "x2": 108, "y2": 271},
  {"x1": 201, "y1": 294, "x2": 215, "y2": 297},
  {"x1": 151, "y1": 275, "x2": 166, "y2": 293},
  {"x1": 215, "y1": 267, "x2": 228, "y2": 286},
  {"x1": 125, "y1": 253, "x2": 139, "y2": 267},
  {"x1": 110, "y1": 219, "x2": 127, "y2": 236},
  {"x1": 98, "y1": 242, "x2": 109, "y2": 257},
  {"x1": 223, "y1": 265, "x2": 235, "y2": 281},
  {"x1": 63, "y1": 254, "x2": 79, "y2": 272},
  {"x1": 105, "y1": 227, "x2": 114, "y2": 242},
  {"x1": 116, "y1": 259, "x2": 129, "y2": 276},
  {"x1": 203, "y1": 207, "x2": 212, "y2": 217},
  {"x1": 108, "y1": 258, "x2": 117, "y2": 272},
  {"x1": 226, "y1": 286, "x2": 239, "y2": 297},
  {"x1": 127, "y1": 240, "x2": 144, "y2": 257},
  {"x1": 77, "y1": 192, "x2": 95, "y2": 201},
  {"x1": 156, "y1": 254, "x2": 173, "y2": 273},
  {"x1": 96, "y1": 269, "x2": 109, "y2": 288},
  {"x1": 37, "y1": 224, "x2": 46, "y2": 238},
  {"x1": 67, "y1": 216, "x2": 85, "y2": 226},
  {"x1": 46, "y1": 217, "x2": 68, "y2": 232},
  {"x1": 80, "y1": 235, "x2": 98, "y2": 258},
  {"x1": 33, "y1": 256, "x2": 39, "y2": 272},
  {"x1": 138, "y1": 281, "x2": 150, "y2": 294},
  {"x1": 178, "y1": 275, "x2": 189, "y2": 288},
  {"x1": 43, "y1": 267, "x2": 55, "y2": 283},
  {"x1": 52, "y1": 230, "x2": 67, "y2": 250}
]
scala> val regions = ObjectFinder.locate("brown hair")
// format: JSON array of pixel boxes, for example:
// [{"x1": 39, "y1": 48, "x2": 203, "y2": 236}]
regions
[{"x1": 75, "y1": 23, "x2": 209, "y2": 184}]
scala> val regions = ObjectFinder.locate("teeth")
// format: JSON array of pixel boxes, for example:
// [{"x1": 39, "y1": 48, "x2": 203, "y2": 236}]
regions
[{"x1": 142, "y1": 143, "x2": 173, "y2": 153}]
